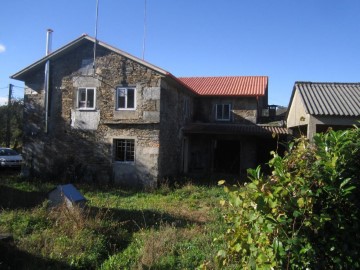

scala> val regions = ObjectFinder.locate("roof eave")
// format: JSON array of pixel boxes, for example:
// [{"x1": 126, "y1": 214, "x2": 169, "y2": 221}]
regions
[
  {"x1": 196, "y1": 94, "x2": 265, "y2": 97},
  {"x1": 10, "y1": 35, "x2": 169, "y2": 81},
  {"x1": 165, "y1": 72, "x2": 199, "y2": 95}
]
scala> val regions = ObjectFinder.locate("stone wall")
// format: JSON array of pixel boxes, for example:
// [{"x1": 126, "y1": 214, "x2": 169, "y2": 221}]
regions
[
  {"x1": 158, "y1": 79, "x2": 194, "y2": 180},
  {"x1": 194, "y1": 96, "x2": 259, "y2": 124},
  {"x1": 21, "y1": 41, "x2": 167, "y2": 187}
]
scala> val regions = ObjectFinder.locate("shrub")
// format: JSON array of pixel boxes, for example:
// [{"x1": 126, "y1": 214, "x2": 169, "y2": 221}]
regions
[{"x1": 217, "y1": 127, "x2": 360, "y2": 269}]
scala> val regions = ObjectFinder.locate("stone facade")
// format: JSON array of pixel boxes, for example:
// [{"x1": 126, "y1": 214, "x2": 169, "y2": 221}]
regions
[
  {"x1": 158, "y1": 80, "x2": 194, "y2": 178},
  {"x1": 194, "y1": 96, "x2": 261, "y2": 124},
  {"x1": 19, "y1": 39, "x2": 193, "y2": 188},
  {"x1": 13, "y1": 35, "x2": 281, "y2": 188}
]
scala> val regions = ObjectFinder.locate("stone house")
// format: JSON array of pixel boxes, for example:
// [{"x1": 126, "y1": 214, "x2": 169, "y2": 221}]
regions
[
  {"x1": 287, "y1": 81, "x2": 360, "y2": 140},
  {"x1": 11, "y1": 35, "x2": 288, "y2": 188},
  {"x1": 178, "y1": 77, "x2": 289, "y2": 177}
]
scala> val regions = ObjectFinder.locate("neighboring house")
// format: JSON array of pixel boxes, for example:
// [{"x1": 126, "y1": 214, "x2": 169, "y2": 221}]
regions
[
  {"x1": 287, "y1": 81, "x2": 360, "y2": 140},
  {"x1": 11, "y1": 35, "x2": 288, "y2": 188}
]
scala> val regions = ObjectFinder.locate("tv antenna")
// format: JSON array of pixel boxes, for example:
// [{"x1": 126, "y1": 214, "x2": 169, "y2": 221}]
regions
[
  {"x1": 142, "y1": 0, "x2": 147, "y2": 60},
  {"x1": 93, "y1": 0, "x2": 100, "y2": 76}
]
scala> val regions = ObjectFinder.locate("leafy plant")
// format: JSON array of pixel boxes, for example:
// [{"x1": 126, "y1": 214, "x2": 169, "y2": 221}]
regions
[
  {"x1": 0, "y1": 99, "x2": 23, "y2": 148},
  {"x1": 217, "y1": 127, "x2": 360, "y2": 269}
]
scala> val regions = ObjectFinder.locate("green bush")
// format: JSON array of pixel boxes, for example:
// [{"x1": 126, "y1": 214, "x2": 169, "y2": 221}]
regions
[{"x1": 217, "y1": 127, "x2": 360, "y2": 269}]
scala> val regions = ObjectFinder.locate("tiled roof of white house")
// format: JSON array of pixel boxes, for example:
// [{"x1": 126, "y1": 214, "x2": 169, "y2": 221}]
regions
[{"x1": 294, "y1": 82, "x2": 360, "y2": 116}]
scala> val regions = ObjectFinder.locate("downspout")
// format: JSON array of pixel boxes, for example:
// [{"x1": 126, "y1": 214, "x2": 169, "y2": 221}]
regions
[{"x1": 44, "y1": 29, "x2": 53, "y2": 133}]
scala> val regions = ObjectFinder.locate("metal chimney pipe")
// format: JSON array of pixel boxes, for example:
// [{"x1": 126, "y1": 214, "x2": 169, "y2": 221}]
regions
[
  {"x1": 44, "y1": 29, "x2": 53, "y2": 133},
  {"x1": 46, "y1": 29, "x2": 53, "y2": 55}
]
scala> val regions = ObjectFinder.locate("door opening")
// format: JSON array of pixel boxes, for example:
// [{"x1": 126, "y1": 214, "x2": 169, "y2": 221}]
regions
[{"x1": 213, "y1": 140, "x2": 241, "y2": 174}]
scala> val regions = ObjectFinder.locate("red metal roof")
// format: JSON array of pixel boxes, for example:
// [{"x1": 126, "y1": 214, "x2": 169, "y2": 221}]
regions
[{"x1": 178, "y1": 76, "x2": 268, "y2": 96}]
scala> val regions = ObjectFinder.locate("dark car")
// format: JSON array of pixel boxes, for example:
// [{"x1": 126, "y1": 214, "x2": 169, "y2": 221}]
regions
[{"x1": 0, "y1": 148, "x2": 23, "y2": 168}]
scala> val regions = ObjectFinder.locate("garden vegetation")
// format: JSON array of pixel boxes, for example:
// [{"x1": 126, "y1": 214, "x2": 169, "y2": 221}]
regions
[
  {"x1": 0, "y1": 126, "x2": 359, "y2": 269},
  {"x1": 217, "y1": 126, "x2": 360, "y2": 269}
]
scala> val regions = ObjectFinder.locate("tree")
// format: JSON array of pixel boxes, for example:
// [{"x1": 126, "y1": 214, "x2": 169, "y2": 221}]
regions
[{"x1": 0, "y1": 99, "x2": 23, "y2": 149}]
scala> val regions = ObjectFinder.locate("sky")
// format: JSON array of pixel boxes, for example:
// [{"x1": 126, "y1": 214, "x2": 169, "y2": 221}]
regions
[{"x1": 1, "y1": 0, "x2": 360, "y2": 106}]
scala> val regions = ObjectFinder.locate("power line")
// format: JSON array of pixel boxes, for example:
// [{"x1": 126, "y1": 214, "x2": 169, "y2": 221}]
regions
[
  {"x1": 0, "y1": 85, "x2": 25, "y2": 90},
  {"x1": 12, "y1": 85, "x2": 26, "y2": 89}
]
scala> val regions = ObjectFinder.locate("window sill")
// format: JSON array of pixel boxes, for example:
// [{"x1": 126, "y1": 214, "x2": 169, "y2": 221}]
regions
[
  {"x1": 115, "y1": 108, "x2": 136, "y2": 111},
  {"x1": 113, "y1": 161, "x2": 135, "y2": 165},
  {"x1": 77, "y1": 108, "x2": 97, "y2": 111},
  {"x1": 215, "y1": 119, "x2": 231, "y2": 122}
]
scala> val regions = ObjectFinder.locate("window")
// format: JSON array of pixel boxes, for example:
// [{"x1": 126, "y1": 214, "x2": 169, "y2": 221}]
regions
[
  {"x1": 114, "y1": 139, "x2": 135, "y2": 162},
  {"x1": 78, "y1": 88, "x2": 95, "y2": 109},
  {"x1": 216, "y1": 104, "x2": 231, "y2": 121},
  {"x1": 116, "y1": 87, "x2": 136, "y2": 110}
]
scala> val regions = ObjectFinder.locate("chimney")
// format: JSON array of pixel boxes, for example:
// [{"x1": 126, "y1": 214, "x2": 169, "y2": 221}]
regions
[
  {"x1": 44, "y1": 29, "x2": 53, "y2": 133},
  {"x1": 45, "y1": 29, "x2": 53, "y2": 56}
]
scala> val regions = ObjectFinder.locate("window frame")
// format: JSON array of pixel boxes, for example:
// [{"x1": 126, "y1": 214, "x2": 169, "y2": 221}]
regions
[
  {"x1": 77, "y1": 87, "x2": 96, "y2": 110},
  {"x1": 216, "y1": 104, "x2": 231, "y2": 121},
  {"x1": 114, "y1": 139, "x2": 135, "y2": 163},
  {"x1": 116, "y1": 87, "x2": 136, "y2": 111}
]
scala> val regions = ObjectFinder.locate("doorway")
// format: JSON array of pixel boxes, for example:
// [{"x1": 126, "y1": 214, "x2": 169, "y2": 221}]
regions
[{"x1": 213, "y1": 140, "x2": 241, "y2": 174}]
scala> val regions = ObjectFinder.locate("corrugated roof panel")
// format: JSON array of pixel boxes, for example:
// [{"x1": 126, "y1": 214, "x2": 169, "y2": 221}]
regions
[
  {"x1": 178, "y1": 76, "x2": 268, "y2": 96},
  {"x1": 296, "y1": 82, "x2": 360, "y2": 116},
  {"x1": 182, "y1": 123, "x2": 289, "y2": 135}
]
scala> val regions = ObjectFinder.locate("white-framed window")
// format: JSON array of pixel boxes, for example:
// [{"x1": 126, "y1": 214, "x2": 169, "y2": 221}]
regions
[
  {"x1": 114, "y1": 139, "x2": 135, "y2": 162},
  {"x1": 216, "y1": 104, "x2": 231, "y2": 121},
  {"x1": 77, "y1": 87, "x2": 96, "y2": 110},
  {"x1": 116, "y1": 87, "x2": 136, "y2": 110}
]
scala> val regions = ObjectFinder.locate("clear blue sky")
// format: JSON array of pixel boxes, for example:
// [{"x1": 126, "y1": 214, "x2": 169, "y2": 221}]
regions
[{"x1": 1, "y1": 0, "x2": 360, "y2": 106}]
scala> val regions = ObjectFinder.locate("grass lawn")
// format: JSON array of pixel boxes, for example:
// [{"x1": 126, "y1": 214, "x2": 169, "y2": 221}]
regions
[{"x1": 0, "y1": 174, "x2": 230, "y2": 269}]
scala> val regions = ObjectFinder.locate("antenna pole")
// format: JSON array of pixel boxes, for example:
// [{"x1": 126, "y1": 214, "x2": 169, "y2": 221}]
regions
[
  {"x1": 93, "y1": 0, "x2": 100, "y2": 76},
  {"x1": 142, "y1": 0, "x2": 147, "y2": 60}
]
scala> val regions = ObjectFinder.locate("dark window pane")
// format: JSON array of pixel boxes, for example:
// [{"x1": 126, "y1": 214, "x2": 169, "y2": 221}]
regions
[
  {"x1": 79, "y1": 89, "x2": 86, "y2": 107},
  {"x1": 127, "y1": 89, "x2": 135, "y2": 108},
  {"x1": 117, "y1": 89, "x2": 126, "y2": 109},
  {"x1": 216, "y1": 105, "x2": 223, "y2": 119},
  {"x1": 115, "y1": 139, "x2": 135, "y2": 162},
  {"x1": 223, "y1": 104, "x2": 230, "y2": 119},
  {"x1": 87, "y1": 89, "x2": 94, "y2": 108},
  {"x1": 118, "y1": 96, "x2": 125, "y2": 108}
]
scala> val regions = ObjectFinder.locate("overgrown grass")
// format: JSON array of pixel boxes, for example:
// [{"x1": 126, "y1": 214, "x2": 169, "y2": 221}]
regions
[{"x1": 0, "y1": 175, "x2": 229, "y2": 269}]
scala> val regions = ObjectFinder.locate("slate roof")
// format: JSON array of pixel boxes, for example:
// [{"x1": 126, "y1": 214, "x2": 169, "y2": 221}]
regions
[
  {"x1": 294, "y1": 82, "x2": 360, "y2": 116},
  {"x1": 178, "y1": 76, "x2": 268, "y2": 96},
  {"x1": 182, "y1": 123, "x2": 289, "y2": 136}
]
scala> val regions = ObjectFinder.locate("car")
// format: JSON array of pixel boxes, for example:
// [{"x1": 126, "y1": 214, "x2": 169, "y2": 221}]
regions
[{"x1": 0, "y1": 147, "x2": 23, "y2": 168}]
